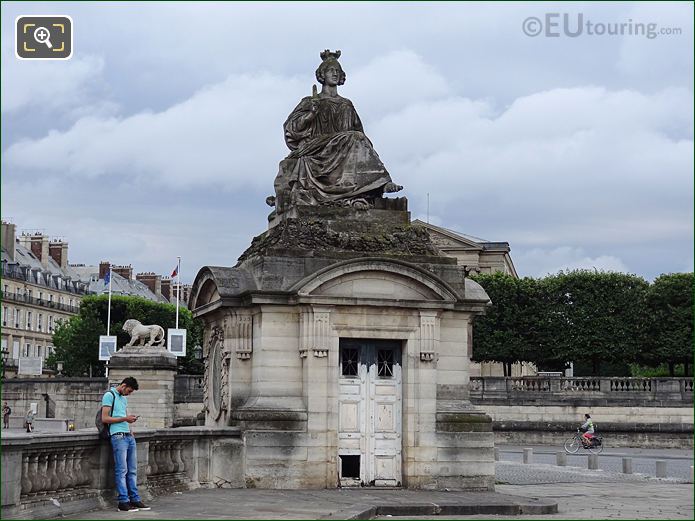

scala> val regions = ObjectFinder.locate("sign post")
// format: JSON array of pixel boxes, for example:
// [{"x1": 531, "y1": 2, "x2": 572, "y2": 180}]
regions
[{"x1": 167, "y1": 329, "x2": 187, "y2": 357}]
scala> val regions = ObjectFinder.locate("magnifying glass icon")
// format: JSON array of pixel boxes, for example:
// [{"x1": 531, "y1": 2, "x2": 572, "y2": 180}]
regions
[{"x1": 33, "y1": 26, "x2": 53, "y2": 49}]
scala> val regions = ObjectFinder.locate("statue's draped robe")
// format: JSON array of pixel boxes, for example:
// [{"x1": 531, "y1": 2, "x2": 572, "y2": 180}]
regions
[{"x1": 275, "y1": 95, "x2": 393, "y2": 211}]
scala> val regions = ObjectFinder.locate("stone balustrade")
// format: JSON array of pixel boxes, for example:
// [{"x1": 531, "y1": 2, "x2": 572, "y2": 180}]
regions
[
  {"x1": 470, "y1": 376, "x2": 694, "y2": 406},
  {"x1": 1, "y1": 427, "x2": 244, "y2": 520}
]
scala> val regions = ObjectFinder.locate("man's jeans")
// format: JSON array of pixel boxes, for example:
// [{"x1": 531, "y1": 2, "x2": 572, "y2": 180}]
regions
[{"x1": 110, "y1": 434, "x2": 141, "y2": 503}]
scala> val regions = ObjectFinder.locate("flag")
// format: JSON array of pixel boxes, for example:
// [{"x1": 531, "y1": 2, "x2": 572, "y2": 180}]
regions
[
  {"x1": 104, "y1": 269, "x2": 111, "y2": 286},
  {"x1": 171, "y1": 265, "x2": 178, "y2": 278}
]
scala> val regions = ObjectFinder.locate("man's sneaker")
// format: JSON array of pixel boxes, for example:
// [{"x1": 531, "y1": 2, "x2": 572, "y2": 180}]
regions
[
  {"x1": 117, "y1": 502, "x2": 138, "y2": 512},
  {"x1": 130, "y1": 501, "x2": 151, "y2": 511}
]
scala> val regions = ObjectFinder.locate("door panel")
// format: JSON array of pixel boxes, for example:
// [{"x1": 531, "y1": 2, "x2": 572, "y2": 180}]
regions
[{"x1": 338, "y1": 339, "x2": 402, "y2": 487}]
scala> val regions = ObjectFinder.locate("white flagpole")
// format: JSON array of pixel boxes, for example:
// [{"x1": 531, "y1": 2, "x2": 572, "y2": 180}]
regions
[
  {"x1": 175, "y1": 256, "x2": 181, "y2": 329},
  {"x1": 106, "y1": 266, "x2": 112, "y2": 378},
  {"x1": 106, "y1": 267, "x2": 112, "y2": 336}
]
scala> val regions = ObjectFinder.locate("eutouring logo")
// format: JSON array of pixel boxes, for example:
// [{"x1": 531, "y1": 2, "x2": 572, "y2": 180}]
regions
[{"x1": 522, "y1": 13, "x2": 682, "y2": 40}]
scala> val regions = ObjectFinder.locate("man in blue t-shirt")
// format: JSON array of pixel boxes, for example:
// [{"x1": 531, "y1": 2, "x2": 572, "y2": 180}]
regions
[{"x1": 101, "y1": 377, "x2": 151, "y2": 512}]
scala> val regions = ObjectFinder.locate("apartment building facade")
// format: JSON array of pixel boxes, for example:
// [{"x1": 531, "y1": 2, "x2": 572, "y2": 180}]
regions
[{"x1": 1, "y1": 222, "x2": 89, "y2": 373}]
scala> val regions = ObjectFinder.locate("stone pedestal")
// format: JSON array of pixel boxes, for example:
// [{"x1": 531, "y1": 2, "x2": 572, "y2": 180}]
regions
[
  {"x1": 190, "y1": 204, "x2": 496, "y2": 490},
  {"x1": 108, "y1": 346, "x2": 177, "y2": 429}
]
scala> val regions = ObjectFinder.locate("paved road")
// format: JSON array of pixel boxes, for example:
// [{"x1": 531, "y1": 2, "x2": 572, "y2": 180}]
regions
[
  {"x1": 497, "y1": 444, "x2": 694, "y2": 482},
  {"x1": 380, "y1": 482, "x2": 694, "y2": 519}
]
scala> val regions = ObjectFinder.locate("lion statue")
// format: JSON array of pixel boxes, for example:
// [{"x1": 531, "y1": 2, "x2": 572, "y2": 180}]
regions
[{"x1": 122, "y1": 319, "x2": 166, "y2": 348}]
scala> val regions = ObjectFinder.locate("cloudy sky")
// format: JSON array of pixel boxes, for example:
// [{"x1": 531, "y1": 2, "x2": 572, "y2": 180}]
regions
[{"x1": 2, "y1": 1, "x2": 693, "y2": 283}]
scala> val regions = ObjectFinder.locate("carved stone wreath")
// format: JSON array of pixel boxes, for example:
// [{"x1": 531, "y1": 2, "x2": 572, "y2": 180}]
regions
[{"x1": 204, "y1": 326, "x2": 225, "y2": 421}]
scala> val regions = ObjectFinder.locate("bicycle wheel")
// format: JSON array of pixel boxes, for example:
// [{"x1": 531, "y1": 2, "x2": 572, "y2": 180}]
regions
[
  {"x1": 564, "y1": 436, "x2": 580, "y2": 454},
  {"x1": 588, "y1": 442, "x2": 604, "y2": 454}
]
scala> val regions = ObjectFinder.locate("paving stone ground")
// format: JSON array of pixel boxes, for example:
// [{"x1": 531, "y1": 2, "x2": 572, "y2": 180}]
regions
[
  {"x1": 381, "y1": 482, "x2": 694, "y2": 519},
  {"x1": 68, "y1": 488, "x2": 555, "y2": 520},
  {"x1": 66, "y1": 446, "x2": 693, "y2": 519}
]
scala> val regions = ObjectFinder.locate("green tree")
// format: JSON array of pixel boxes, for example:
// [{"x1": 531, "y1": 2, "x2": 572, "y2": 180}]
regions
[
  {"x1": 46, "y1": 295, "x2": 203, "y2": 376},
  {"x1": 546, "y1": 270, "x2": 649, "y2": 375},
  {"x1": 472, "y1": 273, "x2": 554, "y2": 375},
  {"x1": 640, "y1": 273, "x2": 694, "y2": 376}
]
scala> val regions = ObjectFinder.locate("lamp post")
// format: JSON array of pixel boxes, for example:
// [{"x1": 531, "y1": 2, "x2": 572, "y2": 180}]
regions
[
  {"x1": 56, "y1": 361, "x2": 64, "y2": 377},
  {"x1": 193, "y1": 344, "x2": 202, "y2": 361}
]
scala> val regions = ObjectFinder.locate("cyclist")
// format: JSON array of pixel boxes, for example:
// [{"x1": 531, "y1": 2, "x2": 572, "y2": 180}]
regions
[{"x1": 580, "y1": 413, "x2": 594, "y2": 446}]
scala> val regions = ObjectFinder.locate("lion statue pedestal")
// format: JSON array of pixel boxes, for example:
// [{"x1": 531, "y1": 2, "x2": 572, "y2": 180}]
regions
[{"x1": 108, "y1": 343, "x2": 178, "y2": 429}]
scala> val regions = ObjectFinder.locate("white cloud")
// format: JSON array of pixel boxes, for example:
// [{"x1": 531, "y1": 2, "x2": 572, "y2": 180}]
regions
[
  {"x1": 5, "y1": 72, "x2": 304, "y2": 190},
  {"x1": 1, "y1": 50, "x2": 107, "y2": 114},
  {"x1": 617, "y1": 2, "x2": 694, "y2": 89},
  {"x1": 1, "y1": 3, "x2": 692, "y2": 281},
  {"x1": 515, "y1": 246, "x2": 630, "y2": 277},
  {"x1": 372, "y1": 84, "x2": 693, "y2": 249}
]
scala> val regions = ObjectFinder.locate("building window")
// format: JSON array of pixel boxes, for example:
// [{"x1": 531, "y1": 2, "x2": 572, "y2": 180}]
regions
[
  {"x1": 28, "y1": 289, "x2": 32, "y2": 299},
  {"x1": 14, "y1": 308, "x2": 21, "y2": 328},
  {"x1": 49, "y1": 294, "x2": 54, "y2": 303},
  {"x1": 341, "y1": 348, "x2": 359, "y2": 376},
  {"x1": 49, "y1": 315, "x2": 54, "y2": 333},
  {"x1": 377, "y1": 348, "x2": 395, "y2": 377},
  {"x1": 24, "y1": 343, "x2": 31, "y2": 357},
  {"x1": 39, "y1": 291, "x2": 43, "y2": 302},
  {"x1": 27, "y1": 311, "x2": 32, "y2": 330},
  {"x1": 37, "y1": 345, "x2": 42, "y2": 358},
  {"x1": 38, "y1": 313, "x2": 43, "y2": 332},
  {"x1": 2, "y1": 306, "x2": 7, "y2": 326}
]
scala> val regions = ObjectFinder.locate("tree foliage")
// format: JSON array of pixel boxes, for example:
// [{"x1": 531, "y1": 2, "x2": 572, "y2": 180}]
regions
[
  {"x1": 545, "y1": 270, "x2": 649, "y2": 374},
  {"x1": 639, "y1": 273, "x2": 694, "y2": 375},
  {"x1": 472, "y1": 270, "x2": 690, "y2": 376},
  {"x1": 46, "y1": 295, "x2": 204, "y2": 376},
  {"x1": 471, "y1": 273, "x2": 554, "y2": 375}
]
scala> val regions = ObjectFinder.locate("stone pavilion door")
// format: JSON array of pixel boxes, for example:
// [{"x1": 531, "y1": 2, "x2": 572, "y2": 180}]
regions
[{"x1": 338, "y1": 339, "x2": 402, "y2": 487}]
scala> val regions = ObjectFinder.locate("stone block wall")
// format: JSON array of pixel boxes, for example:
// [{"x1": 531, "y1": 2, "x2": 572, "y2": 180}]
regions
[
  {"x1": 222, "y1": 303, "x2": 496, "y2": 491},
  {"x1": 1, "y1": 375, "x2": 204, "y2": 431},
  {"x1": 481, "y1": 404, "x2": 694, "y2": 448},
  {"x1": 480, "y1": 404, "x2": 694, "y2": 425},
  {"x1": 1, "y1": 378, "x2": 108, "y2": 429}
]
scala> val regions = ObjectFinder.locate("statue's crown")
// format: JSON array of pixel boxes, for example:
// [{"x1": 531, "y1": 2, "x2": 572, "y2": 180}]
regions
[{"x1": 320, "y1": 49, "x2": 341, "y2": 62}]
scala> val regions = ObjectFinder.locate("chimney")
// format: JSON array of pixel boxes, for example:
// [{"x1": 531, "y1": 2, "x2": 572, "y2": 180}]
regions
[
  {"x1": 30, "y1": 234, "x2": 50, "y2": 268},
  {"x1": 113, "y1": 264, "x2": 133, "y2": 281},
  {"x1": 49, "y1": 240, "x2": 69, "y2": 269},
  {"x1": 99, "y1": 261, "x2": 111, "y2": 280},
  {"x1": 1, "y1": 221, "x2": 16, "y2": 261},
  {"x1": 171, "y1": 283, "x2": 191, "y2": 307},
  {"x1": 161, "y1": 278, "x2": 171, "y2": 301},
  {"x1": 136, "y1": 272, "x2": 162, "y2": 297}
]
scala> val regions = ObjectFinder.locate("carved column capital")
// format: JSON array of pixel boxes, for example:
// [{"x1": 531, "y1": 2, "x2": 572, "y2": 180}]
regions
[
  {"x1": 235, "y1": 314, "x2": 253, "y2": 360},
  {"x1": 300, "y1": 307, "x2": 332, "y2": 358},
  {"x1": 419, "y1": 310, "x2": 440, "y2": 362}
]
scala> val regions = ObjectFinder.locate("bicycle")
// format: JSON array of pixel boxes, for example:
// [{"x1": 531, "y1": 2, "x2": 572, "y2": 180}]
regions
[{"x1": 564, "y1": 428, "x2": 604, "y2": 454}]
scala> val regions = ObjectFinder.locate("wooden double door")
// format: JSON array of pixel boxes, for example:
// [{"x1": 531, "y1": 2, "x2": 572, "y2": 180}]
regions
[{"x1": 337, "y1": 339, "x2": 402, "y2": 487}]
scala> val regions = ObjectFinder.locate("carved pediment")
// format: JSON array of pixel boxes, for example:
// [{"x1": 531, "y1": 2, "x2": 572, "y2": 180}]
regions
[
  {"x1": 313, "y1": 271, "x2": 441, "y2": 300},
  {"x1": 427, "y1": 230, "x2": 481, "y2": 251},
  {"x1": 292, "y1": 258, "x2": 459, "y2": 303}
]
